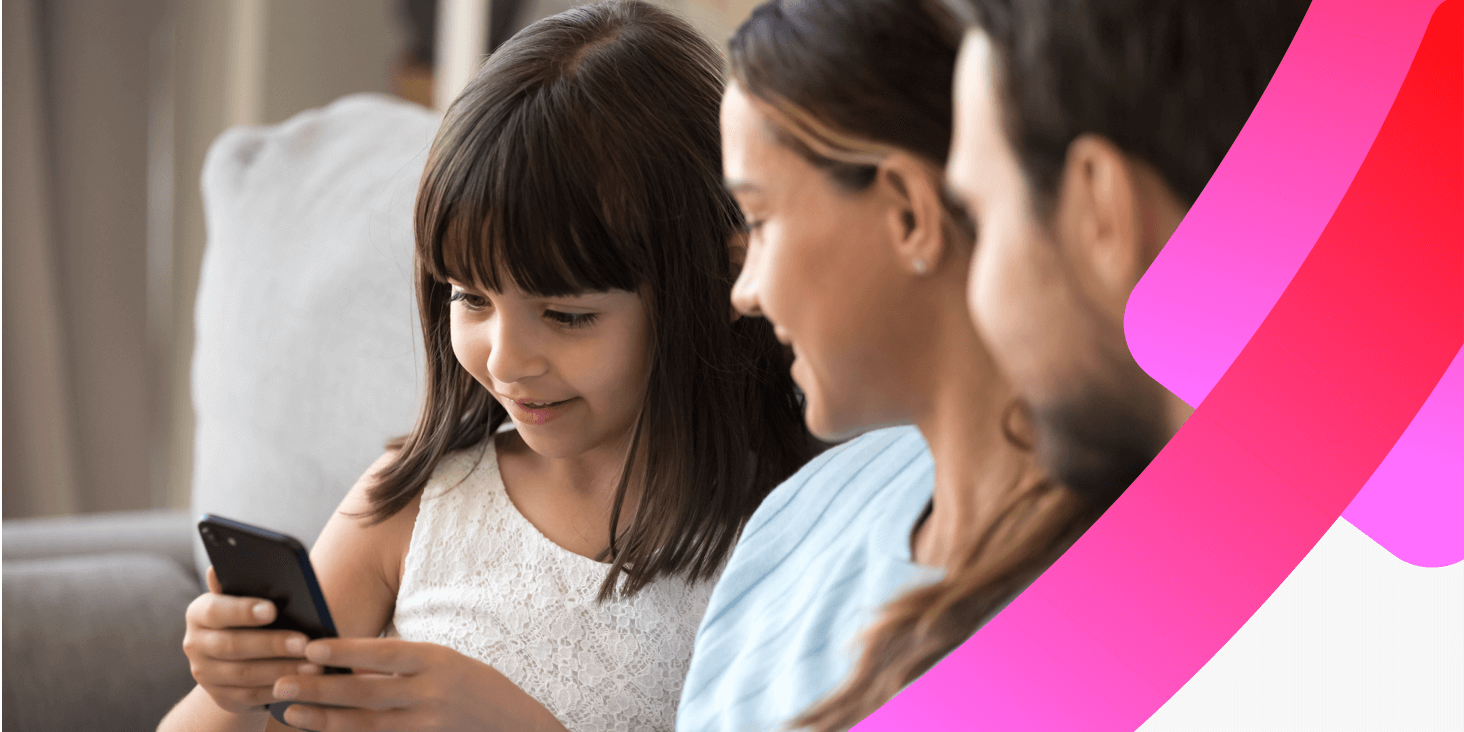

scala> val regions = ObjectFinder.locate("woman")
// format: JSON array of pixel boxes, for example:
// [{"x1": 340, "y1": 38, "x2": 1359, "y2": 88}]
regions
[{"x1": 677, "y1": 1, "x2": 1103, "y2": 730}]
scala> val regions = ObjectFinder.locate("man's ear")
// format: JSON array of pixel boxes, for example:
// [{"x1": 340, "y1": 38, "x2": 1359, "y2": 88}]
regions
[
  {"x1": 877, "y1": 154, "x2": 948, "y2": 276},
  {"x1": 1052, "y1": 134, "x2": 1147, "y2": 318}
]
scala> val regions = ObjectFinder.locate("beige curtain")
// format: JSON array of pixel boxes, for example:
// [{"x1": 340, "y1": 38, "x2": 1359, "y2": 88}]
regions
[{"x1": 3, "y1": 0, "x2": 83, "y2": 518}]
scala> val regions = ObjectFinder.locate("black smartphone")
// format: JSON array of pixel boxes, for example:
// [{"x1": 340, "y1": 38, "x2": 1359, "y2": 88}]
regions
[
  {"x1": 197, "y1": 514, "x2": 341, "y2": 641},
  {"x1": 197, "y1": 514, "x2": 350, "y2": 728}
]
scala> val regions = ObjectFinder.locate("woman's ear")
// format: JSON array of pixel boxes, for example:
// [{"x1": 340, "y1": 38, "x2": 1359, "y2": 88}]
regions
[{"x1": 877, "y1": 154, "x2": 948, "y2": 276}]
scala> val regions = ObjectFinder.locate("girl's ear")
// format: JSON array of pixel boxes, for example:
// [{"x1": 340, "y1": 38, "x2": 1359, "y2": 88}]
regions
[{"x1": 877, "y1": 154, "x2": 948, "y2": 277}]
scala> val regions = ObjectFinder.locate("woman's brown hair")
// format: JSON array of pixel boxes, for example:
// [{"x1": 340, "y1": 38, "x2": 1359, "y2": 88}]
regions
[
  {"x1": 728, "y1": 1, "x2": 1095, "y2": 729},
  {"x1": 733, "y1": 0, "x2": 1308, "y2": 727},
  {"x1": 367, "y1": 0, "x2": 814, "y2": 601}
]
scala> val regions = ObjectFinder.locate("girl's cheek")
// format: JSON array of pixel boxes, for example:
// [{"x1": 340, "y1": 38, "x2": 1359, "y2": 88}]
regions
[{"x1": 449, "y1": 321, "x2": 489, "y2": 381}]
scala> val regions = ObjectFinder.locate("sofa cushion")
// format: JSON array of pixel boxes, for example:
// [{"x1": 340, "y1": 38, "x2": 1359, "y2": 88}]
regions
[
  {"x1": 2, "y1": 508, "x2": 196, "y2": 574},
  {"x1": 193, "y1": 94, "x2": 440, "y2": 577},
  {"x1": 2, "y1": 552, "x2": 201, "y2": 732}
]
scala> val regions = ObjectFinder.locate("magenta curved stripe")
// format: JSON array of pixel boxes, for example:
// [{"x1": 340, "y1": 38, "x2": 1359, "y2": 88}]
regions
[
  {"x1": 1124, "y1": 0, "x2": 1458, "y2": 568},
  {"x1": 1124, "y1": 0, "x2": 1438, "y2": 409},
  {"x1": 1341, "y1": 346, "x2": 1464, "y2": 568},
  {"x1": 856, "y1": 2, "x2": 1460, "y2": 731}
]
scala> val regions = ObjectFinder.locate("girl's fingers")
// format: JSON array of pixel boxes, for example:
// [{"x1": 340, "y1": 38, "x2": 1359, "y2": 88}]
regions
[
  {"x1": 189, "y1": 627, "x2": 309, "y2": 661},
  {"x1": 194, "y1": 659, "x2": 319, "y2": 688},
  {"x1": 204, "y1": 684, "x2": 281, "y2": 713},
  {"x1": 206, "y1": 565, "x2": 222, "y2": 594},
  {"x1": 283, "y1": 704, "x2": 422, "y2": 732},
  {"x1": 274, "y1": 672, "x2": 415, "y2": 712},
  {"x1": 186, "y1": 590, "x2": 278, "y2": 629},
  {"x1": 302, "y1": 638, "x2": 432, "y2": 675}
]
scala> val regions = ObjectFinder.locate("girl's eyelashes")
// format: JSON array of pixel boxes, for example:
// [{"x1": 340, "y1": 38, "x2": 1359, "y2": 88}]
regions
[
  {"x1": 449, "y1": 288, "x2": 489, "y2": 310},
  {"x1": 545, "y1": 310, "x2": 599, "y2": 329},
  {"x1": 450, "y1": 285, "x2": 598, "y2": 329}
]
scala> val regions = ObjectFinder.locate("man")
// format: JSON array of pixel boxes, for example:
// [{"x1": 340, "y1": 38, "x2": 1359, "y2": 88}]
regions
[{"x1": 943, "y1": 0, "x2": 1309, "y2": 502}]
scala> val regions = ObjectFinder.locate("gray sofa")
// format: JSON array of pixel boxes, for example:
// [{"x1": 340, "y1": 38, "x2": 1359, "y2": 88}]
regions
[{"x1": 2, "y1": 94, "x2": 440, "y2": 732}]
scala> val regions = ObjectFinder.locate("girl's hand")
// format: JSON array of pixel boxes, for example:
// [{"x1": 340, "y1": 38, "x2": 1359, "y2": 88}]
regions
[
  {"x1": 182, "y1": 566, "x2": 316, "y2": 713},
  {"x1": 271, "y1": 638, "x2": 569, "y2": 732}
]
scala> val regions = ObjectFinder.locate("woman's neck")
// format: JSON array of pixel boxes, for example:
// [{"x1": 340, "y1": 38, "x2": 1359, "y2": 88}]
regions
[{"x1": 906, "y1": 290, "x2": 1033, "y2": 571}]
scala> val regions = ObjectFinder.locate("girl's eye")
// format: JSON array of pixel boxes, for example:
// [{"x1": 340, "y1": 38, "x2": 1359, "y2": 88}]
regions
[
  {"x1": 545, "y1": 310, "x2": 598, "y2": 329},
  {"x1": 449, "y1": 289, "x2": 489, "y2": 310},
  {"x1": 740, "y1": 219, "x2": 766, "y2": 234}
]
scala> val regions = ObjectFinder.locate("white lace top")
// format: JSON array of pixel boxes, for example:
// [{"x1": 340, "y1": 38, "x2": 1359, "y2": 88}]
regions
[{"x1": 390, "y1": 438, "x2": 718, "y2": 732}]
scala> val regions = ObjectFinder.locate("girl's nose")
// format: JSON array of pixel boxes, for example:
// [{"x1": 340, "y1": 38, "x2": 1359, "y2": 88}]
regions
[{"x1": 486, "y1": 317, "x2": 550, "y2": 385}]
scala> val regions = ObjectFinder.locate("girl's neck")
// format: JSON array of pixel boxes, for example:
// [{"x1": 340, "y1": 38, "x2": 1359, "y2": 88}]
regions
[{"x1": 495, "y1": 429, "x2": 643, "y2": 559}]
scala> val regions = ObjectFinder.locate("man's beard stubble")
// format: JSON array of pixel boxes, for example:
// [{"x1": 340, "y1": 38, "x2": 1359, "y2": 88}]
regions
[{"x1": 1030, "y1": 365, "x2": 1174, "y2": 513}]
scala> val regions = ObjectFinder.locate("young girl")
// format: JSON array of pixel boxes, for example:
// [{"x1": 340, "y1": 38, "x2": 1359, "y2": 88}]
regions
[{"x1": 161, "y1": 3, "x2": 811, "y2": 731}]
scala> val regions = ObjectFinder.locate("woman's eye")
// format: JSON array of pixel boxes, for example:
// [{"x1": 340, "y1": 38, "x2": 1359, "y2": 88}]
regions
[
  {"x1": 449, "y1": 289, "x2": 489, "y2": 310},
  {"x1": 545, "y1": 310, "x2": 598, "y2": 329}
]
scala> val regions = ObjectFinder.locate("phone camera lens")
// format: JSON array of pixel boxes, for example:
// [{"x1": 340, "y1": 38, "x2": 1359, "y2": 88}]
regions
[{"x1": 227, "y1": 536, "x2": 237, "y2": 546}]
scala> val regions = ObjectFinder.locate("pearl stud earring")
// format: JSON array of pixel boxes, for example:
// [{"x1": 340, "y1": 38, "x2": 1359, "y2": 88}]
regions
[{"x1": 913, "y1": 258, "x2": 928, "y2": 275}]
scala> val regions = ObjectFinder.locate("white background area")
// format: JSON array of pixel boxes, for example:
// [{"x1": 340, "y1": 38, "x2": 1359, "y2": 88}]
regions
[{"x1": 1139, "y1": 517, "x2": 1464, "y2": 731}]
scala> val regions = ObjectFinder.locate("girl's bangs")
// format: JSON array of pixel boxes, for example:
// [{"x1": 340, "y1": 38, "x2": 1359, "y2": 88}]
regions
[{"x1": 418, "y1": 99, "x2": 644, "y2": 297}]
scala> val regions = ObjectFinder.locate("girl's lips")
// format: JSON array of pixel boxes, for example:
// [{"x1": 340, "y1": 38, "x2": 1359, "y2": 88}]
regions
[{"x1": 507, "y1": 397, "x2": 576, "y2": 426}]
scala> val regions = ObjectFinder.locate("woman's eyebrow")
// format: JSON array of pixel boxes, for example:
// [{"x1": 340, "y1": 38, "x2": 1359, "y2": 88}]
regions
[{"x1": 725, "y1": 178, "x2": 761, "y2": 194}]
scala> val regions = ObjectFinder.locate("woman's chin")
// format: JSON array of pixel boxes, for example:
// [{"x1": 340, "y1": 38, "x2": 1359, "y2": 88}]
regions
[{"x1": 801, "y1": 402, "x2": 862, "y2": 444}]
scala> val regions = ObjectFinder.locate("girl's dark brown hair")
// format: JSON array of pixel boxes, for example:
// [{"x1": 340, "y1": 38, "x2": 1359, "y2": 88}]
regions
[
  {"x1": 734, "y1": 0, "x2": 1308, "y2": 727},
  {"x1": 368, "y1": 0, "x2": 813, "y2": 601}
]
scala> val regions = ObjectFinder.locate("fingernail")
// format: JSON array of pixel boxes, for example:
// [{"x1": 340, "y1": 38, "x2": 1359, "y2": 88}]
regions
[
  {"x1": 252, "y1": 602, "x2": 272, "y2": 621},
  {"x1": 274, "y1": 681, "x2": 299, "y2": 700},
  {"x1": 285, "y1": 705, "x2": 314, "y2": 729},
  {"x1": 285, "y1": 636, "x2": 306, "y2": 655},
  {"x1": 304, "y1": 643, "x2": 330, "y2": 664},
  {"x1": 297, "y1": 663, "x2": 323, "y2": 675}
]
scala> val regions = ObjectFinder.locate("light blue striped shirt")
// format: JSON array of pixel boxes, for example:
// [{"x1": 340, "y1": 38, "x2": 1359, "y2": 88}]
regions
[{"x1": 677, "y1": 426, "x2": 942, "y2": 732}]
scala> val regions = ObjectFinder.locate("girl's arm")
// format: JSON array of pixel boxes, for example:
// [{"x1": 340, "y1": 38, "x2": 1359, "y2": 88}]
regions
[
  {"x1": 262, "y1": 450, "x2": 573, "y2": 732},
  {"x1": 159, "y1": 453, "x2": 410, "y2": 732}
]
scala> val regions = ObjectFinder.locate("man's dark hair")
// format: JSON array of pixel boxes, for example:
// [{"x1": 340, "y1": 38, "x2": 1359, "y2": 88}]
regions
[{"x1": 941, "y1": 0, "x2": 1311, "y2": 211}]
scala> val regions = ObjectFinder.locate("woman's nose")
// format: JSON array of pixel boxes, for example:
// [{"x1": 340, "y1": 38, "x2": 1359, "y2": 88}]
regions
[
  {"x1": 729, "y1": 241, "x2": 764, "y2": 318},
  {"x1": 486, "y1": 317, "x2": 549, "y2": 385}
]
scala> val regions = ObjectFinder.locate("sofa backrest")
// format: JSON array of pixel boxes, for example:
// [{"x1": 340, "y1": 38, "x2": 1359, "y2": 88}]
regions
[{"x1": 192, "y1": 94, "x2": 440, "y2": 578}]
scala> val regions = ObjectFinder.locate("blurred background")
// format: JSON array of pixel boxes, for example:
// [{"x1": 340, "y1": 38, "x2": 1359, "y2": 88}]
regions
[{"x1": 2, "y1": 0, "x2": 759, "y2": 521}]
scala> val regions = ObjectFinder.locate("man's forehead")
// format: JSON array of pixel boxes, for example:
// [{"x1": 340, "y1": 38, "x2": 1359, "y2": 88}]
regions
[
  {"x1": 954, "y1": 30, "x2": 996, "y2": 126},
  {"x1": 949, "y1": 30, "x2": 1005, "y2": 192}
]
